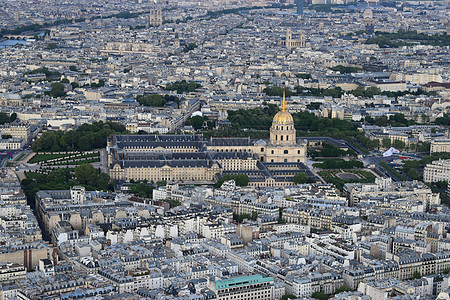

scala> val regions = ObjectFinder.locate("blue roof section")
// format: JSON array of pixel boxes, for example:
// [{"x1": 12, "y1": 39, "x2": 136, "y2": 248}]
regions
[{"x1": 215, "y1": 274, "x2": 273, "y2": 290}]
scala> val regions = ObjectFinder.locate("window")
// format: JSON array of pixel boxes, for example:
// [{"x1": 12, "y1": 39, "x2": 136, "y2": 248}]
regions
[
  {"x1": 284, "y1": 150, "x2": 288, "y2": 154},
  {"x1": 298, "y1": 150, "x2": 300, "y2": 154},
  {"x1": 286, "y1": 136, "x2": 289, "y2": 141},
  {"x1": 271, "y1": 150, "x2": 274, "y2": 154},
  {"x1": 281, "y1": 136, "x2": 283, "y2": 141},
  {"x1": 261, "y1": 148, "x2": 264, "y2": 152}
]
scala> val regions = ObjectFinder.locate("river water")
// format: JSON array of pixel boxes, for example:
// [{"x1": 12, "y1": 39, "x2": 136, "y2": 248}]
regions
[{"x1": 0, "y1": 39, "x2": 28, "y2": 49}]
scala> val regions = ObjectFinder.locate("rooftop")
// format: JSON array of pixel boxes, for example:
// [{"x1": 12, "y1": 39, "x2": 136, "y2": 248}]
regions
[{"x1": 214, "y1": 274, "x2": 273, "y2": 290}]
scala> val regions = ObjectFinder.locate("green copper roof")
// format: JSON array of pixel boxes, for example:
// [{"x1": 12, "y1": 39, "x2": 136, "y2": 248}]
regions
[{"x1": 215, "y1": 274, "x2": 274, "y2": 290}]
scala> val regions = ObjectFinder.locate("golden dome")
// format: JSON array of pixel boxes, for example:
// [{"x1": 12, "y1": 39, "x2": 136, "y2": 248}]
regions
[
  {"x1": 272, "y1": 89, "x2": 294, "y2": 125},
  {"x1": 273, "y1": 111, "x2": 294, "y2": 125}
]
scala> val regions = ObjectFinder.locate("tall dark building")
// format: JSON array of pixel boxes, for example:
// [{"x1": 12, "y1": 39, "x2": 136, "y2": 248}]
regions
[{"x1": 296, "y1": 0, "x2": 304, "y2": 15}]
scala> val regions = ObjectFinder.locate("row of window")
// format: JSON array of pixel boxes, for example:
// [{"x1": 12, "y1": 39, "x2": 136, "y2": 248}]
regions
[
  {"x1": 275, "y1": 135, "x2": 289, "y2": 141},
  {"x1": 216, "y1": 149, "x2": 252, "y2": 152},
  {"x1": 275, "y1": 125, "x2": 293, "y2": 131},
  {"x1": 265, "y1": 149, "x2": 302, "y2": 155}
]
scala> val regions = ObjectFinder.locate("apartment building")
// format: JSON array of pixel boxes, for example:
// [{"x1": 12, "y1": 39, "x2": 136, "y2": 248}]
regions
[
  {"x1": 424, "y1": 159, "x2": 450, "y2": 183},
  {"x1": 211, "y1": 274, "x2": 274, "y2": 300}
]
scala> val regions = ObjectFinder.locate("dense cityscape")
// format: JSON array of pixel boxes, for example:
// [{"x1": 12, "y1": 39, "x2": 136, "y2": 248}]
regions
[{"x1": 0, "y1": 0, "x2": 449, "y2": 299}]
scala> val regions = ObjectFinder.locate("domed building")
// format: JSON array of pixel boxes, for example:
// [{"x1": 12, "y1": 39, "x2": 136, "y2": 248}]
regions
[
  {"x1": 270, "y1": 94, "x2": 296, "y2": 146},
  {"x1": 261, "y1": 92, "x2": 306, "y2": 163},
  {"x1": 108, "y1": 92, "x2": 308, "y2": 187}
]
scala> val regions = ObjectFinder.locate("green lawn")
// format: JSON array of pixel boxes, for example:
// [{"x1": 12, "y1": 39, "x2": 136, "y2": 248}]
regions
[
  {"x1": 29, "y1": 152, "x2": 99, "y2": 164},
  {"x1": 29, "y1": 153, "x2": 72, "y2": 163},
  {"x1": 319, "y1": 170, "x2": 376, "y2": 191},
  {"x1": 51, "y1": 158, "x2": 100, "y2": 166}
]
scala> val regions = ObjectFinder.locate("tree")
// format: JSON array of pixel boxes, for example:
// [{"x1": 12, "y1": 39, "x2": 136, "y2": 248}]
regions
[
  {"x1": 2, "y1": 134, "x2": 12, "y2": 139},
  {"x1": 129, "y1": 183, "x2": 153, "y2": 198},
  {"x1": 233, "y1": 211, "x2": 258, "y2": 223},
  {"x1": 393, "y1": 140, "x2": 406, "y2": 150},
  {"x1": 183, "y1": 43, "x2": 197, "y2": 52},
  {"x1": 49, "y1": 82, "x2": 66, "y2": 98},
  {"x1": 33, "y1": 121, "x2": 126, "y2": 152},
  {"x1": 352, "y1": 86, "x2": 365, "y2": 97},
  {"x1": 164, "y1": 80, "x2": 201, "y2": 94},
  {"x1": 413, "y1": 271, "x2": 421, "y2": 279},
  {"x1": 95, "y1": 173, "x2": 111, "y2": 190},
  {"x1": 156, "y1": 180, "x2": 166, "y2": 187},
  {"x1": 188, "y1": 115, "x2": 207, "y2": 130},
  {"x1": 47, "y1": 43, "x2": 57, "y2": 49},
  {"x1": 215, "y1": 174, "x2": 249, "y2": 188},
  {"x1": 129, "y1": 183, "x2": 151, "y2": 198},
  {"x1": 165, "y1": 199, "x2": 181, "y2": 208},
  {"x1": 281, "y1": 294, "x2": 297, "y2": 300},
  {"x1": 335, "y1": 286, "x2": 353, "y2": 293},
  {"x1": 263, "y1": 86, "x2": 293, "y2": 97},
  {"x1": 435, "y1": 114, "x2": 450, "y2": 126},
  {"x1": 370, "y1": 139, "x2": 380, "y2": 150},
  {"x1": 293, "y1": 172, "x2": 308, "y2": 184},
  {"x1": 9, "y1": 113, "x2": 17, "y2": 122},
  {"x1": 311, "y1": 291, "x2": 328, "y2": 300},
  {"x1": 307, "y1": 102, "x2": 322, "y2": 110},
  {"x1": 382, "y1": 138, "x2": 391, "y2": 149},
  {"x1": 74, "y1": 164, "x2": 98, "y2": 185},
  {"x1": 296, "y1": 73, "x2": 312, "y2": 79},
  {"x1": 0, "y1": 112, "x2": 16, "y2": 125},
  {"x1": 329, "y1": 65, "x2": 362, "y2": 74},
  {"x1": 136, "y1": 94, "x2": 180, "y2": 107},
  {"x1": 374, "y1": 116, "x2": 388, "y2": 127},
  {"x1": 417, "y1": 142, "x2": 430, "y2": 153},
  {"x1": 90, "y1": 79, "x2": 105, "y2": 88},
  {"x1": 69, "y1": 65, "x2": 77, "y2": 71}
]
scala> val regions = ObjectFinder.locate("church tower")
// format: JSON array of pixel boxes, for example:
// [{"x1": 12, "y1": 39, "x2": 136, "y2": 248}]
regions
[{"x1": 270, "y1": 91, "x2": 296, "y2": 146}]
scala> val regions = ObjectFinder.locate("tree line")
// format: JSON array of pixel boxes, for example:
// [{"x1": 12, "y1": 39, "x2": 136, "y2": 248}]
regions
[
  {"x1": 33, "y1": 121, "x2": 126, "y2": 152},
  {"x1": 164, "y1": 80, "x2": 202, "y2": 94},
  {"x1": 264, "y1": 85, "x2": 432, "y2": 99},
  {"x1": 136, "y1": 94, "x2": 180, "y2": 107},
  {"x1": 215, "y1": 174, "x2": 249, "y2": 188},
  {"x1": 0, "y1": 112, "x2": 17, "y2": 125},
  {"x1": 366, "y1": 29, "x2": 450, "y2": 48},
  {"x1": 21, "y1": 164, "x2": 111, "y2": 207},
  {"x1": 205, "y1": 106, "x2": 397, "y2": 153}
]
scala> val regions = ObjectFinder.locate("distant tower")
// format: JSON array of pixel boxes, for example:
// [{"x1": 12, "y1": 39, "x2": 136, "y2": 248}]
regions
[
  {"x1": 14, "y1": 11, "x2": 19, "y2": 22},
  {"x1": 363, "y1": 9, "x2": 373, "y2": 19},
  {"x1": 286, "y1": 28, "x2": 292, "y2": 44},
  {"x1": 284, "y1": 29, "x2": 305, "y2": 50},
  {"x1": 149, "y1": 9, "x2": 162, "y2": 27},
  {"x1": 296, "y1": 0, "x2": 304, "y2": 15},
  {"x1": 363, "y1": 9, "x2": 375, "y2": 33},
  {"x1": 300, "y1": 30, "x2": 305, "y2": 47}
]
